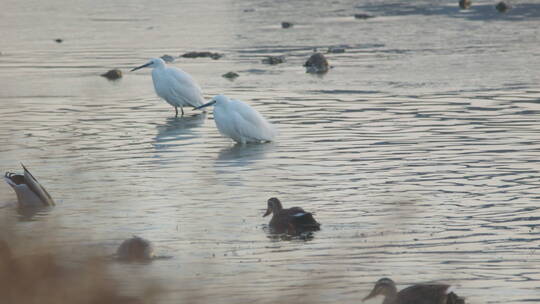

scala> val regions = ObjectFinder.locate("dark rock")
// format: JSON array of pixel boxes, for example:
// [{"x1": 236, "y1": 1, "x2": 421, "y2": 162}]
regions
[
  {"x1": 100, "y1": 69, "x2": 122, "y2": 80},
  {"x1": 354, "y1": 13, "x2": 374, "y2": 19},
  {"x1": 304, "y1": 52, "x2": 329, "y2": 74},
  {"x1": 281, "y1": 22, "x2": 293, "y2": 28},
  {"x1": 327, "y1": 47, "x2": 345, "y2": 54},
  {"x1": 243, "y1": 8, "x2": 255, "y2": 12},
  {"x1": 222, "y1": 71, "x2": 239, "y2": 80},
  {"x1": 495, "y1": 1, "x2": 511, "y2": 12},
  {"x1": 160, "y1": 54, "x2": 175, "y2": 63},
  {"x1": 181, "y1": 51, "x2": 223, "y2": 60},
  {"x1": 261, "y1": 55, "x2": 286, "y2": 65},
  {"x1": 459, "y1": 0, "x2": 471, "y2": 9},
  {"x1": 116, "y1": 236, "x2": 154, "y2": 262},
  {"x1": 54, "y1": 38, "x2": 63, "y2": 43}
]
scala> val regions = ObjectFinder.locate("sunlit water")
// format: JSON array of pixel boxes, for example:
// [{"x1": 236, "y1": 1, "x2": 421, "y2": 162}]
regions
[{"x1": 1, "y1": 0, "x2": 539, "y2": 303}]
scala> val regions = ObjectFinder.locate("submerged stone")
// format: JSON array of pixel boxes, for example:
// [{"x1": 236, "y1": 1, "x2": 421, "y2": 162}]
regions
[
  {"x1": 100, "y1": 69, "x2": 122, "y2": 80},
  {"x1": 459, "y1": 0, "x2": 472, "y2": 9},
  {"x1": 181, "y1": 51, "x2": 223, "y2": 60},
  {"x1": 261, "y1": 55, "x2": 286, "y2": 65},
  {"x1": 304, "y1": 52, "x2": 329, "y2": 74},
  {"x1": 495, "y1": 1, "x2": 511, "y2": 12},
  {"x1": 160, "y1": 54, "x2": 175, "y2": 63},
  {"x1": 281, "y1": 22, "x2": 293, "y2": 28},
  {"x1": 354, "y1": 13, "x2": 375, "y2": 19},
  {"x1": 327, "y1": 47, "x2": 346, "y2": 54},
  {"x1": 222, "y1": 71, "x2": 239, "y2": 80},
  {"x1": 54, "y1": 38, "x2": 63, "y2": 43},
  {"x1": 116, "y1": 236, "x2": 154, "y2": 262}
]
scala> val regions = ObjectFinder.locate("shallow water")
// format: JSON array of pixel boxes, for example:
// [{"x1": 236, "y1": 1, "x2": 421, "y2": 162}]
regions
[{"x1": 1, "y1": 0, "x2": 539, "y2": 303}]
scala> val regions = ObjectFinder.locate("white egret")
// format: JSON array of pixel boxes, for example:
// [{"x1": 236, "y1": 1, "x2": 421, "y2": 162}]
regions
[
  {"x1": 196, "y1": 95, "x2": 277, "y2": 144},
  {"x1": 131, "y1": 58, "x2": 205, "y2": 117},
  {"x1": 4, "y1": 164, "x2": 55, "y2": 207}
]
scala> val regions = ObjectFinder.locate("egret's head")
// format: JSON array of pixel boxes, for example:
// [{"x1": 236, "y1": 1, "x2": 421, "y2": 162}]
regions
[
  {"x1": 195, "y1": 95, "x2": 229, "y2": 110},
  {"x1": 130, "y1": 58, "x2": 165, "y2": 72},
  {"x1": 362, "y1": 278, "x2": 397, "y2": 301},
  {"x1": 263, "y1": 197, "x2": 282, "y2": 217}
]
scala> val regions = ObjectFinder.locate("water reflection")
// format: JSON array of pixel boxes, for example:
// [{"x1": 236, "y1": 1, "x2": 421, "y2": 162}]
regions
[
  {"x1": 16, "y1": 205, "x2": 52, "y2": 222},
  {"x1": 215, "y1": 142, "x2": 275, "y2": 167},
  {"x1": 154, "y1": 113, "x2": 207, "y2": 144}
]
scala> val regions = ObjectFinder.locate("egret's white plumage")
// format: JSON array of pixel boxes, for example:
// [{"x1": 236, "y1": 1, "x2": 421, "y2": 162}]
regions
[
  {"x1": 131, "y1": 58, "x2": 205, "y2": 117},
  {"x1": 197, "y1": 95, "x2": 277, "y2": 144}
]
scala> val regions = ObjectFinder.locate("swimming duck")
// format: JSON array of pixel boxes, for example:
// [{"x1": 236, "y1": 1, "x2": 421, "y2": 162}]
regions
[
  {"x1": 4, "y1": 164, "x2": 55, "y2": 207},
  {"x1": 363, "y1": 278, "x2": 465, "y2": 304},
  {"x1": 263, "y1": 197, "x2": 320, "y2": 235},
  {"x1": 116, "y1": 236, "x2": 154, "y2": 262}
]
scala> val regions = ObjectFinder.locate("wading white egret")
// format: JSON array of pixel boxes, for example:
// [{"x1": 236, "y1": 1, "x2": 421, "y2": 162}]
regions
[
  {"x1": 196, "y1": 95, "x2": 277, "y2": 144},
  {"x1": 131, "y1": 58, "x2": 205, "y2": 117}
]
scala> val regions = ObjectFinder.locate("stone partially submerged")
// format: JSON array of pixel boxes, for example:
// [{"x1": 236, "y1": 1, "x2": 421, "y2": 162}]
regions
[
  {"x1": 180, "y1": 51, "x2": 223, "y2": 60},
  {"x1": 100, "y1": 69, "x2": 122, "y2": 80},
  {"x1": 304, "y1": 52, "x2": 329, "y2": 74},
  {"x1": 116, "y1": 236, "x2": 154, "y2": 262}
]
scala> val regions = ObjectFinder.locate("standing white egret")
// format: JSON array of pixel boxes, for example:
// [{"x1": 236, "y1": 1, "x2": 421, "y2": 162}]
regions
[
  {"x1": 131, "y1": 58, "x2": 205, "y2": 117},
  {"x1": 196, "y1": 95, "x2": 277, "y2": 144}
]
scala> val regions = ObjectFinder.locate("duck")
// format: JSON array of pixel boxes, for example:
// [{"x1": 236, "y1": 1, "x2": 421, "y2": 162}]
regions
[
  {"x1": 263, "y1": 197, "x2": 320, "y2": 235},
  {"x1": 363, "y1": 278, "x2": 465, "y2": 304},
  {"x1": 4, "y1": 164, "x2": 55, "y2": 207},
  {"x1": 116, "y1": 236, "x2": 154, "y2": 262}
]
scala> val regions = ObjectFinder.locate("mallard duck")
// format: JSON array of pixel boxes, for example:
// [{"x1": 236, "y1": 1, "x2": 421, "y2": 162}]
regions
[
  {"x1": 263, "y1": 197, "x2": 320, "y2": 234},
  {"x1": 116, "y1": 236, "x2": 154, "y2": 262},
  {"x1": 363, "y1": 278, "x2": 465, "y2": 304},
  {"x1": 4, "y1": 164, "x2": 55, "y2": 207}
]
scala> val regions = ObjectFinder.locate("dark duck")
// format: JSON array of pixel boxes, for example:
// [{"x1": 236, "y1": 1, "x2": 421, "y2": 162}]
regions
[
  {"x1": 263, "y1": 197, "x2": 320, "y2": 235},
  {"x1": 363, "y1": 278, "x2": 465, "y2": 304}
]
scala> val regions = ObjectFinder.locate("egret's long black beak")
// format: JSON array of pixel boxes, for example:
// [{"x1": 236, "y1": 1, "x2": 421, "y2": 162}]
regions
[
  {"x1": 195, "y1": 100, "x2": 216, "y2": 110},
  {"x1": 130, "y1": 62, "x2": 151, "y2": 72}
]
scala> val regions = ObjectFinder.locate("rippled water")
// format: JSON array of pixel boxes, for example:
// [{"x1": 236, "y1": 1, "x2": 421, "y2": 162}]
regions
[{"x1": 1, "y1": 0, "x2": 539, "y2": 303}]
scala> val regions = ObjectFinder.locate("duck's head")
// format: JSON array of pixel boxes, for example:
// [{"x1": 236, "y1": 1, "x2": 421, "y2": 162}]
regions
[
  {"x1": 195, "y1": 94, "x2": 229, "y2": 110},
  {"x1": 263, "y1": 197, "x2": 283, "y2": 217},
  {"x1": 130, "y1": 57, "x2": 165, "y2": 71},
  {"x1": 363, "y1": 278, "x2": 397, "y2": 301}
]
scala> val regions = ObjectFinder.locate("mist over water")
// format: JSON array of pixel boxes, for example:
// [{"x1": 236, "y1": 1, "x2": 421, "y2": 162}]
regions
[{"x1": 1, "y1": 0, "x2": 539, "y2": 303}]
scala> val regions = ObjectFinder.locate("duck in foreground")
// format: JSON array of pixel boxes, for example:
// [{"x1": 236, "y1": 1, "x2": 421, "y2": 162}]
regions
[
  {"x1": 196, "y1": 94, "x2": 277, "y2": 144},
  {"x1": 363, "y1": 278, "x2": 465, "y2": 304},
  {"x1": 116, "y1": 236, "x2": 154, "y2": 262},
  {"x1": 263, "y1": 197, "x2": 320, "y2": 235},
  {"x1": 131, "y1": 57, "x2": 205, "y2": 117},
  {"x1": 4, "y1": 164, "x2": 55, "y2": 207}
]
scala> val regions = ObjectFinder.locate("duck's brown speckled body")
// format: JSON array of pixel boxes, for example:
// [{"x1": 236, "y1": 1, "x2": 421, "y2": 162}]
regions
[
  {"x1": 263, "y1": 197, "x2": 320, "y2": 235},
  {"x1": 363, "y1": 278, "x2": 465, "y2": 304}
]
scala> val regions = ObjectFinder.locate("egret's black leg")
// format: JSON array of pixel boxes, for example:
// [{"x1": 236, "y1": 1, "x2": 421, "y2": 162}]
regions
[
  {"x1": 181, "y1": 107, "x2": 185, "y2": 116},
  {"x1": 175, "y1": 106, "x2": 178, "y2": 118}
]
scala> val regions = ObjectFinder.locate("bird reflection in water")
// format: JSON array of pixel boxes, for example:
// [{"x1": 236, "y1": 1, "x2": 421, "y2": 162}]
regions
[{"x1": 154, "y1": 113, "x2": 207, "y2": 144}]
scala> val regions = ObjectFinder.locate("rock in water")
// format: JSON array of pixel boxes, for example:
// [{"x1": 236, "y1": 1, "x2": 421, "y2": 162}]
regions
[
  {"x1": 100, "y1": 69, "x2": 122, "y2": 80},
  {"x1": 281, "y1": 22, "x2": 293, "y2": 28},
  {"x1": 181, "y1": 51, "x2": 223, "y2": 60},
  {"x1": 495, "y1": 1, "x2": 511, "y2": 12},
  {"x1": 459, "y1": 0, "x2": 472, "y2": 9},
  {"x1": 222, "y1": 71, "x2": 239, "y2": 80},
  {"x1": 262, "y1": 56, "x2": 286, "y2": 65},
  {"x1": 304, "y1": 52, "x2": 329, "y2": 74},
  {"x1": 116, "y1": 236, "x2": 154, "y2": 262},
  {"x1": 160, "y1": 54, "x2": 175, "y2": 63}
]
